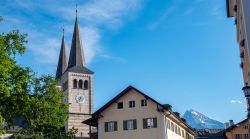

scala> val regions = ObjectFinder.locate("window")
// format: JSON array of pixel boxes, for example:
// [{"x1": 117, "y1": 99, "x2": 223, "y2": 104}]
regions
[
  {"x1": 244, "y1": 134, "x2": 249, "y2": 139},
  {"x1": 171, "y1": 122, "x2": 174, "y2": 131},
  {"x1": 123, "y1": 119, "x2": 137, "y2": 130},
  {"x1": 177, "y1": 127, "x2": 181, "y2": 135},
  {"x1": 234, "y1": 134, "x2": 242, "y2": 139},
  {"x1": 117, "y1": 102, "x2": 123, "y2": 109},
  {"x1": 174, "y1": 124, "x2": 177, "y2": 133},
  {"x1": 105, "y1": 121, "x2": 117, "y2": 132},
  {"x1": 182, "y1": 130, "x2": 185, "y2": 137},
  {"x1": 73, "y1": 79, "x2": 77, "y2": 88},
  {"x1": 143, "y1": 118, "x2": 157, "y2": 129},
  {"x1": 84, "y1": 80, "x2": 88, "y2": 89},
  {"x1": 78, "y1": 80, "x2": 83, "y2": 88},
  {"x1": 166, "y1": 119, "x2": 170, "y2": 129},
  {"x1": 129, "y1": 100, "x2": 135, "y2": 108},
  {"x1": 141, "y1": 99, "x2": 147, "y2": 107}
]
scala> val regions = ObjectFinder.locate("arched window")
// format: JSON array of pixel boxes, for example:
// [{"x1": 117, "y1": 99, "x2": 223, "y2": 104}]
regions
[
  {"x1": 73, "y1": 79, "x2": 77, "y2": 88},
  {"x1": 79, "y1": 80, "x2": 83, "y2": 89},
  {"x1": 84, "y1": 80, "x2": 88, "y2": 89}
]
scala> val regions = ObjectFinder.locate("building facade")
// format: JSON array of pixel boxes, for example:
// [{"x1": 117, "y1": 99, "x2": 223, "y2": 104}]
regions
[
  {"x1": 84, "y1": 86, "x2": 195, "y2": 139},
  {"x1": 56, "y1": 14, "x2": 94, "y2": 138},
  {"x1": 226, "y1": 0, "x2": 250, "y2": 117},
  {"x1": 225, "y1": 118, "x2": 249, "y2": 139}
]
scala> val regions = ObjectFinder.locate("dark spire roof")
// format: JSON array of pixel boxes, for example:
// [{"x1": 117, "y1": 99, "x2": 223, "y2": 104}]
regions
[
  {"x1": 68, "y1": 15, "x2": 85, "y2": 69},
  {"x1": 56, "y1": 31, "x2": 68, "y2": 79}
]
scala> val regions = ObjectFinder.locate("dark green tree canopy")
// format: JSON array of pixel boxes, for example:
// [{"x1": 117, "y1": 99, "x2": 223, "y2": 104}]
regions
[{"x1": 0, "y1": 16, "x2": 75, "y2": 138}]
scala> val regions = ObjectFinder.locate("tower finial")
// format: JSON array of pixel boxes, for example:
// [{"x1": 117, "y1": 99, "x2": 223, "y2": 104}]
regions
[
  {"x1": 62, "y1": 27, "x2": 65, "y2": 36},
  {"x1": 76, "y1": 3, "x2": 78, "y2": 17}
]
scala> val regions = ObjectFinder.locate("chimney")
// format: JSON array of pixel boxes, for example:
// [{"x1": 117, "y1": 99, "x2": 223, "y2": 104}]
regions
[
  {"x1": 181, "y1": 118, "x2": 186, "y2": 123},
  {"x1": 224, "y1": 122, "x2": 230, "y2": 129},
  {"x1": 229, "y1": 120, "x2": 234, "y2": 126},
  {"x1": 174, "y1": 112, "x2": 180, "y2": 118}
]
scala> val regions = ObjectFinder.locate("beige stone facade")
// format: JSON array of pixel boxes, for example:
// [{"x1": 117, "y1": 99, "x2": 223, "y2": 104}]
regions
[
  {"x1": 227, "y1": 0, "x2": 250, "y2": 85},
  {"x1": 85, "y1": 86, "x2": 195, "y2": 139},
  {"x1": 59, "y1": 71, "x2": 94, "y2": 138},
  {"x1": 225, "y1": 118, "x2": 250, "y2": 139},
  {"x1": 227, "y1": 0, "x2": 250, "y2": 116}
]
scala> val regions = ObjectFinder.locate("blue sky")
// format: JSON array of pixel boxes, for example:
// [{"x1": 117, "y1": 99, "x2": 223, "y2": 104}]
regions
[{"x1": 0, "y1": 0, "x2": 247, "y2": 123}]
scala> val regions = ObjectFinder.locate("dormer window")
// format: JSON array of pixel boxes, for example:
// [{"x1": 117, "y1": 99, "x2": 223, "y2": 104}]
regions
[
  {"x1": 84, "y1": 80, "x2": 88, "y2": 89},
  {"x1": 79, "y1": 80, "x2": 83, "y2": 88},
  {"x1": 73, "y1": 79, "x2": 77, "y2": 88}
]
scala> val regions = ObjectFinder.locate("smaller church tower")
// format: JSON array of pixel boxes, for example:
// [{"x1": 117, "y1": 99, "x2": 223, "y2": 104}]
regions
[
  {"x1": 56, "y1": 29, "x2": 68, "y2": 80},
  {"x1": 56, "y1": 10, "x2": 94, "y2": 138}
]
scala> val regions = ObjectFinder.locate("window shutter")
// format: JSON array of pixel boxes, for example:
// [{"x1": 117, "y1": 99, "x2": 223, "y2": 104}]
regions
[
  {"x1": 143, "y1": 118, "x2": 147, "y2": 129},
  {"x1": 133, "y1": 119, "x2": 137, "y2": 129},
  {"x1": 114, "y1": 121, "x2": 118, "y2": 131},
  {"x1": 153, "y1": 118, "x2": 157, "y2": 128},
  {"x1": 105, "y1": 122, "x2": 108, "y2": 132},
  {"x1": 123, "y1": 120, "x2": 127, "y2": 130}
]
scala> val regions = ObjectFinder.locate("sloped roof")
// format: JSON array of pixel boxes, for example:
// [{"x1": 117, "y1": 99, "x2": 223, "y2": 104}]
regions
[
  {"x1": 225, "y1": 118, "x2": 249, "y2": 132},
  {"x1": 56, "y1": 35, "x2": 68, "y2": 79},
  {"x1": 85, "y1": 85, "x2": 195, "y2": 134},
  {"x1": 92, "y1": 85, "x2": 171, "y2": 115},
  {"x1": 68, "y1": 16, "x2": 85, "y2": 69}
]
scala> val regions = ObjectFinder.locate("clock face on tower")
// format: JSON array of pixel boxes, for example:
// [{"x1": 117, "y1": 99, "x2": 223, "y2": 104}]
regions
[{"x1": 75, "y1": 94, "x2": 85, "y2": 104}]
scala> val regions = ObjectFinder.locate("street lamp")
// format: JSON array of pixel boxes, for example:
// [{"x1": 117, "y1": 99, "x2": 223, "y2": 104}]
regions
[{"x1": 242, "y1": 86, "x2": 250, "y2": 118}]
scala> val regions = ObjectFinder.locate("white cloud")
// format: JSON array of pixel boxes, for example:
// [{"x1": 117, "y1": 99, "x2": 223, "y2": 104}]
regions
[
  {"x1": 147, "y1": 6, "x2": 176, "y2": 30},
  {"x1": 60, "y1": 0, "x2": 142, "y2": 28},
  {"x1": 80, "y1": 26, "x2": 101, "y2": 64},
  {"x1": 1, "y1": 0, "x2": 143, "y2": 66},
  {"x1": 29, "y1": 38, "x2": 61, "y2": 64},
  {"x1": 230, "y1": 100, "x2": 243, "y2": 105},
  {"x1": 51, "y1": 0, "x2": 142, "y2": 64}
]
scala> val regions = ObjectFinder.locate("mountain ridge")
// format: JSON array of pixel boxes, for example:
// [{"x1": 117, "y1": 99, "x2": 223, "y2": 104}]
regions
[{"x1": 183, "y1": 109, "x2": 224, "y2": 129}]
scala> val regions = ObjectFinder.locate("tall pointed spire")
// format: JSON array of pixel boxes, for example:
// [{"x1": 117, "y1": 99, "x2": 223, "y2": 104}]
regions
[
  {"x1": 56, "y1": 29, "x2": 68, "y2": 79},
  {"x1": 68, "y1": 7, "x2": 85, "y2": 69}
]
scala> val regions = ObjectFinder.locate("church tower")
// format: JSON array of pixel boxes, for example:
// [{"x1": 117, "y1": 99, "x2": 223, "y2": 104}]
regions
[{"x1": 56, "y1": 12, "x2": 94, "y2": 138}]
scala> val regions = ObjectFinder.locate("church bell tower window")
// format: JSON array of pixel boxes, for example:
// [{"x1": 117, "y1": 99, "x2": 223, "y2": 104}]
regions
[
  {"x1": 79, "y1": 80, "x2": 83, "y2": 88},
  {"x1": 84, "y1": 80, "x2": 88, "y2": 90},
  {"x1": 73, "y1": 79, "x2": 77, "y2": 88}
]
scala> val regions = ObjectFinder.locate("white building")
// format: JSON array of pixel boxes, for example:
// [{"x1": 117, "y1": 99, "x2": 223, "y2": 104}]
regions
[{"x1": 84, "y1": 86, "x2": 195, "y2": 139}]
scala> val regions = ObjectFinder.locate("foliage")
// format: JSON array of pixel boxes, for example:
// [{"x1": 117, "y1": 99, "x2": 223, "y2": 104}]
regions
[{"x1": 0, "y1": 16, "x2": 73, "y2": 138}]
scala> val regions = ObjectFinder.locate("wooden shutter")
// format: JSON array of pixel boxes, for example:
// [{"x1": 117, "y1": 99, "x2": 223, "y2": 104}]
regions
[
  {"x1": 114, "y1": 121, "x2": 118, "y2": 131},
  {"x1": 123, "y1": 120, "x2": 127, "y2": 130},
  {"x1": 133, "y1": 119, "x2": 137, "y2": 129},
  {"x1": 153, "y1": 118, "x2": 157, "y2": 128},
  {"x1": 143, "y1": 118, "x2": 147, "y2": 129},
  {"x1": 105, "y1": 122, "x2": 108, "y2": 132}
]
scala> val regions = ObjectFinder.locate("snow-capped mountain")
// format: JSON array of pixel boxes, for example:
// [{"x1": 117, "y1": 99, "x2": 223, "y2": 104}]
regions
[{"x1": 183, "y1": 109, "x2": 224, "y2": 129}]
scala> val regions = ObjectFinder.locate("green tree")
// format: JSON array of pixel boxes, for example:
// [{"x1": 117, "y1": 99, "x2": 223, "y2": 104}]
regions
[
  {"x1": 0, "y1": 16, "x2": 31, "y2": 134},
  {"x1": 0, "y1": 17, "x2": 73, "y2": 138}
]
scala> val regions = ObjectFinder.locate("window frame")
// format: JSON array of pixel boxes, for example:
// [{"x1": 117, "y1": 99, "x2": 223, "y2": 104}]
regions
[
  {"x1": 105, "y1": 121, "x2": 117, "y2": 132},
  {"x1": 117, "y1": 102, "x2": 123, "y2": 109},
  {"x1": 129, "y1": 100, "x2": 135, "y2": 108},
  {"x1": 73, "y1": 79, "x2": 77, "y2": 88},
  {"x1": 123, "y1": 119, "x2": 137, "y2": 131},
  {"x1": 84, "y1": 80, "x2": 88, "y2": 90},
  {"x1": 141, "y1": 99, "x2": 147, "y2": 107},
  {"x1": 143, "y1": 117, "x2": 157, "y2": 129},
  {"x1": 78, "y1": 80, "x2": 83, "y2": 88}
]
